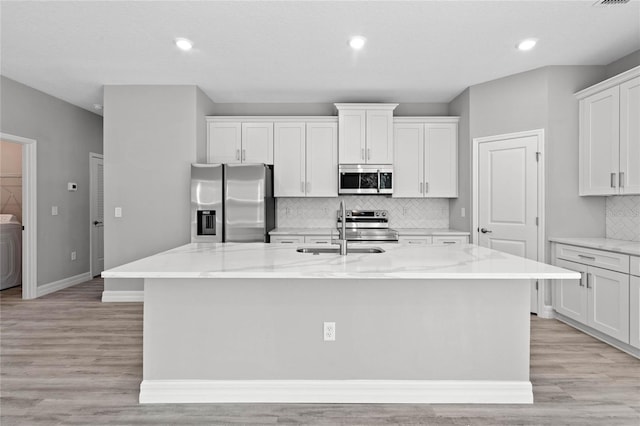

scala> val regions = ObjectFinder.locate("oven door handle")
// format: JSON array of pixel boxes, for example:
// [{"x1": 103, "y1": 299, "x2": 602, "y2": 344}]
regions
[{"x1": 377, "y1": 169, "x2": 381, "y2": 193}]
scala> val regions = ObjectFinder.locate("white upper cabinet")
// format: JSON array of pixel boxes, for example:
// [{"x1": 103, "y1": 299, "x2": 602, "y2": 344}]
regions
[
  {"x1": 577, "y1": 66, "x2": 640, "y2": 195},
  {"x1": 306, "y1": 122, "x2": 338, "y2": 197},
  {"x1": 393, "y1": 118, "x2": 459, "y2": 198},
  {"x1": 207, "y1": 119, "x2": 273, "y2": 164},
  {"x1": 274, "y1": 122, "x2": 306, "y2": 197},
  {"x1": 336, "y1": 103, "x2": 397, "y2": 164},
  {"x1": 207, "y1": 121, "x2": 242, "y2": 164},
  {"x1": 273, "y1": 119, "x2": 338, "y2": 197}
]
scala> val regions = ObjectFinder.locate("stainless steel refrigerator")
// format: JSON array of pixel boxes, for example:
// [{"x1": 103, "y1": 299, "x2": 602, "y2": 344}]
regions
[{"x1": 190, "y1": 163, "x2": 275, "y2": 243}]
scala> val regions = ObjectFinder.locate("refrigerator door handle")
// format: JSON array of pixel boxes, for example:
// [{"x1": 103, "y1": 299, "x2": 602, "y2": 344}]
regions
[
  {"x1": 236, "y1": 149, "x2": 240, "y2": 161},
  {"x1": 242, "y1": 149, "x2": 246, "y2": 161}
]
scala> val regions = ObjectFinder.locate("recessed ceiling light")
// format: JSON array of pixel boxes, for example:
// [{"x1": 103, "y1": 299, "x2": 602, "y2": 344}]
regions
[
  {"x1": 349, "y1": 36, "x2": 366, "y2": 50},
  {"x1": 175, "y1": 38, "x2": 193, "y2": 51},
  {"x1": 517, "y1": 38, "x2": 537, "y2": 51},
  {"x1": 93, "y1": 103, "x2": 103, "y2": 111}
]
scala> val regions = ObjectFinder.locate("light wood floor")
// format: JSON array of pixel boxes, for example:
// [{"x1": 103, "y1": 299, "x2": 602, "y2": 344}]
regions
[{"x1": 1, "y1": 278, "x2": 639, "y2": 425}]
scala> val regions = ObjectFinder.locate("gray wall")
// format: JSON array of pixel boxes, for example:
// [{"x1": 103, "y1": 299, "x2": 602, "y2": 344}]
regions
[
  {"x1": 212, "y1": 102, "x2": 448, "y2": 117},
  {"x1": 0, "y1": 76, "x2": 103, "y2": 286},
  {"x1": 545, "y1": 66, "x2": 607, "y2": 252},
  {"x1": 605, "y1": 49, "x2": 640, "y2": 78},
  {"x1": 447, "y1": 88, "x2": 470, "y2": 232},
  {"x1": 103, "y1": 85, "x2": 214, "y2": 292},
  {"x1": 448, "y1": 66, "x2": 609, "y2": 259}
]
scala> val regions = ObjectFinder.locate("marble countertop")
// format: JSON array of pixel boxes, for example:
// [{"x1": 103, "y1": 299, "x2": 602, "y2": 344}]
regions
[
  {"x1": 102, "y1": 242, "x2": 579, "y2": 280},
  {"x1": 549, "y1": 237, "x2": 640, "y2": 257},
  {"x1": 269, "y1": 227, "x2": 470, "y2": 236}
]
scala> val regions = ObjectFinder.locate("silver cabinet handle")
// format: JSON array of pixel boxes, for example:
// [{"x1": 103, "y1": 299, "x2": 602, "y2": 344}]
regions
[
  {"x1": 480, "y1": 228, "x2": 492, "y2": 233},
  {"x1": 306, "y1": 182, "x2": 310, "y2": 194},
  {"x1": 425, "y1": 182, "x2": 429, "y2": 194},
  {"x1": 620, "y1": 172, "x2": 625, "y2": 188},
  {"x1": 242, "y1": 149, "x2": 246, "y2": 161},
  {"x1": 442, "y1": 241, "x2": 456, "y2": 245},
  {"x1": 579, "y1": 272, "x2": 585, "y2": 287},
  {"x1": 361, "y1": 148, "x2": 365, "y2": 160},
  {"x1": 236, "y1": 149, "x2": 240, "y2": 160},
  {"x1": 419, "y1": 182, "x2": 423, "y2": 193},
  {"x1": 577, "y1": 254, "x2": 596, "y2": 261},
  {"x1": 611, "y1": 172, "x2": 617, "y2": 188},
  {"x1": 367, "y1": 148, "x2": 371, "y2": 160},
  {"x1": 300, "y1": 182, "x2": 305, "y2": 193},
  {"x1": 586, "y1": 272, "x2": 592, "y2": 289}
]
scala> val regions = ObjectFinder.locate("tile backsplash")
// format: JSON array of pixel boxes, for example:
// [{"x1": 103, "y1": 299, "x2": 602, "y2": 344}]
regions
[
  {"x1": 276, "y1": 196, "x2": 449, "y2": 229},
  {"x1": 606, "y1": 195, "x2": 640, "y2": 242}
]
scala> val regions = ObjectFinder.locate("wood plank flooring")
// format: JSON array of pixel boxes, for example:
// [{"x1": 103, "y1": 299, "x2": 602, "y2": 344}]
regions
[{"x1": 1, "y1": 278, "x2": 639, "y2": 425}]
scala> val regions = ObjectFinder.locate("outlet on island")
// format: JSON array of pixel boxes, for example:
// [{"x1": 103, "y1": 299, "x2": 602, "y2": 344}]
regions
[
  {"x1": 71, "y1": 251, "x2": 77, "y2": 261},
  {"x1": 323, "y1": 322, "x2": 335, "y2": 341}
]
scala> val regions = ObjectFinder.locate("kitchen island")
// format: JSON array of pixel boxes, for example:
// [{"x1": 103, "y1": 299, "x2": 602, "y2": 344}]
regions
[{"x1": 102, "y1": 242, "x2": 579, "y2": 404}]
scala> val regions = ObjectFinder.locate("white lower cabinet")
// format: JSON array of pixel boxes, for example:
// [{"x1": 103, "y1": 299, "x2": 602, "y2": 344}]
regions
[
  {"x1": 270, "y1": 236, "x2": 305, "y2": 244},
  {"x1": 432, "y1": 235, "x2": 468, "y2": 245},
  {"x1": 553, "y1": 243, "x2": 635, "y2": 351},
  {"x1": 398, "y1": 236, "x2": 432, "y2": 245},
  {"x1": 630, "y1": 276, "x2": 640, "y2": 349}
]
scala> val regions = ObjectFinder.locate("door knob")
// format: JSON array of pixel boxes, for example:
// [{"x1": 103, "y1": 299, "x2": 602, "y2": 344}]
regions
[
  {"x1": 94, "y1": 220, "x2": 103, "y2": 226},
  {"x1": 480, "y1": 228, "x2": 492, "y2": 233}
]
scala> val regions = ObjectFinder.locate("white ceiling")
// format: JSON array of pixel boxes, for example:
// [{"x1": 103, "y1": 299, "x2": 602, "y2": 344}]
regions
[{"x1": 1, "y1": 1, "x2": 639, "y2": 114}]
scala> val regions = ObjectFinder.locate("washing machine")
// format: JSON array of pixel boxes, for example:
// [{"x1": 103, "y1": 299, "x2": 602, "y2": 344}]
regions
[{"x1": 0, "y1": 214, "x2": 22, "y2": 290}]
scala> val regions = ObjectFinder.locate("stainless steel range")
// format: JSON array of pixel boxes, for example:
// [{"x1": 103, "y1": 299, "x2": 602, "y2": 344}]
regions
[{"x1": 337, "y1": 209, "x2": 399, "y2": 243}]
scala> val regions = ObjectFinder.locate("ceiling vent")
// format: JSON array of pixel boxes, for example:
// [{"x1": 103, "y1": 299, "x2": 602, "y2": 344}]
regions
[{"x1": 592, "y1": 0, "x2": 631, "y2": 6}]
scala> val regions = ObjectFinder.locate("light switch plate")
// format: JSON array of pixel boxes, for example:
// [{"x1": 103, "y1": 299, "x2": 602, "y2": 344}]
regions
[
  {"x1": 52, "y1": 206, "x2": 58, "y2": 216},
  {"x1": 115, "y1": 207, "x2": 122, "y2": 218},
  {"x1": 67, "y1": 182, "x2": 78, "y2": 191}
]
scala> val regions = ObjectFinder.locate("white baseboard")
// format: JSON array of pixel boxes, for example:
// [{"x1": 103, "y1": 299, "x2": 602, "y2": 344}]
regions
[
  {"x1": 37, "y1": 271, "x2": 92, "y2": 298},
  {"x1": 139, "y1": 379, "x2": 533, "y2": 404},
  {"x1": 102, "y1": 290, "x2": 144, "y2": 302}
]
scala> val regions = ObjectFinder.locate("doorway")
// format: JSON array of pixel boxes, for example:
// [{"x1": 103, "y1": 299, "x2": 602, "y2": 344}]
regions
[
  {"x1": 0, "y1": 133, "x2": 37, "y2": 299},
  {"x1": 90, "y1": 153, "x2": 104, "y2": 277},
  {"x1": 472, "y1": 129, "x2": 545, "y2": 314}
]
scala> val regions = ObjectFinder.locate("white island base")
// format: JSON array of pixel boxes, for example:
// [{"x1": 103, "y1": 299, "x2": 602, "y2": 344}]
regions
[{"x1": 140, "y1": 277, "x2": 532, "y2": 404}]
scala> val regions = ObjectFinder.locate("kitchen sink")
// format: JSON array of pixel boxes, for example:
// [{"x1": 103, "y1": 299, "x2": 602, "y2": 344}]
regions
[{"x1": 296, "y1": 247, "x2": 385, "y2": 255}]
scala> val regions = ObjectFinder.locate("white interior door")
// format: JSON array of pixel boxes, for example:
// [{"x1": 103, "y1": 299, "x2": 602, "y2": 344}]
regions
[
  {"x1": 90, "y1": 154, "x2": 104, "y2": 277},
  {"x1": 478, "y1": 134, "x2": 539, "y2": 312}
]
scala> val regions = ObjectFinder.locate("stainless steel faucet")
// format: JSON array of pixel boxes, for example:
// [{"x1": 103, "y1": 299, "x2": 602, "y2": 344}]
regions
[{"x1": 337, "y1": 200, "x2": 348, "y2": 255}]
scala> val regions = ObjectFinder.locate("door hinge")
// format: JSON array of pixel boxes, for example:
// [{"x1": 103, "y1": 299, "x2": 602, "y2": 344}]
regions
[
  {"x1": 535, "y1": 152, "x2": 541, "y2": 162},
  {"x1": 535, "y1": 281, "x2": 539, "y2": 291},
  {"x1": 22, "y1": 226, "x2": 25, "y2": 231},
  {"x1": 535, "y1": 217, "x2": 539, "y2": 226}
]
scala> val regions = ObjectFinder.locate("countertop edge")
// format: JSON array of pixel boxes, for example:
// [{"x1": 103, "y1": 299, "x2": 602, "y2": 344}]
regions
[{"x1": 549, "y1": 237, "x2": 640, "y2": 257}]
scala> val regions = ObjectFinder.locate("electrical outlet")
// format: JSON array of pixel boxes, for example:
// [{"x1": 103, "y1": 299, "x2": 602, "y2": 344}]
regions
[
  {"x1": 71, "y1": 251, "x2": 77, "y2": 261},
  {"x1": 51, "y1": 206, "x2": 58, "y2": 216},
  {"x1": 403, "y1": 207, "x2": 408, "y2": 216},
  {"x1": 323, "y1": 322, "x2": 336, "y2": 341}
]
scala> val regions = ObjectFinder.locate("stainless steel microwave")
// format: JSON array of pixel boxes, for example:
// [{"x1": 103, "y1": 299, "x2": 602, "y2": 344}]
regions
[{"x1": 338, "y1": 164, "x2": 393, "y2": 194}]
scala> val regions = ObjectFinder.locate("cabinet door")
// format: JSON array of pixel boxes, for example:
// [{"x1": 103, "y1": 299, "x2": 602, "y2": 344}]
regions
[
  {"x1": 619, "y1": 76, "x2": 640, "y2": 195},
  {"x1": 366, "y1": 109, "x2": 394, "y2": 163},
  {"x1": 587, "y1": 266, "x2": 629, "y2": 343},
  {"x1": 242, "y1": 123, "x2": 274, "y2": 164},
  {"x1": 306, "y1": 122, "x2": 338, "y2": 197},
  {"x1": 274, "y1": 123, "x2": 306, "y2": 197},
  {"x1": 579, "y1": 87, "x2": 620, "y2": 195},
  {"x1": 553, "y1": 259, "x2": 588, "y2": 324},
  {"x1": 208, "y1": 121, "x2": 242, "y2": 164},
  {"x1": 338, "y1": 109, "x2": 366, "y2": 163},
  {"x1": 424, "y1": 123, "x2": 458, "y2": 198},
  {"x1": 393, "y1": 123, "x2": 424, "y2": 198},
  {"x1": 630, "y1": 275, "x2": 640, "y2": 349}
]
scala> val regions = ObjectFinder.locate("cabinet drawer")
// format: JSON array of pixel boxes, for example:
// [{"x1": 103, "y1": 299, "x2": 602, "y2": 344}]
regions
[
  {"x1": 555, "y1": 244, "x2": 629, "y2": 274},
  {"x1": 398, "y1": 236, "x2": 432, "y2": 245},
  {"x1": 305, "y1": 236, "x2": 334, "y2": 245},
  {"x1": 270, "y1": 236, "x2": 304, "y2": 244},
  {"x1": 631, "y1": 256, "x2": 640, "y2": 277},
  {"x1": 432, "y1": 236, "x2": 468, "y2": 245}
]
